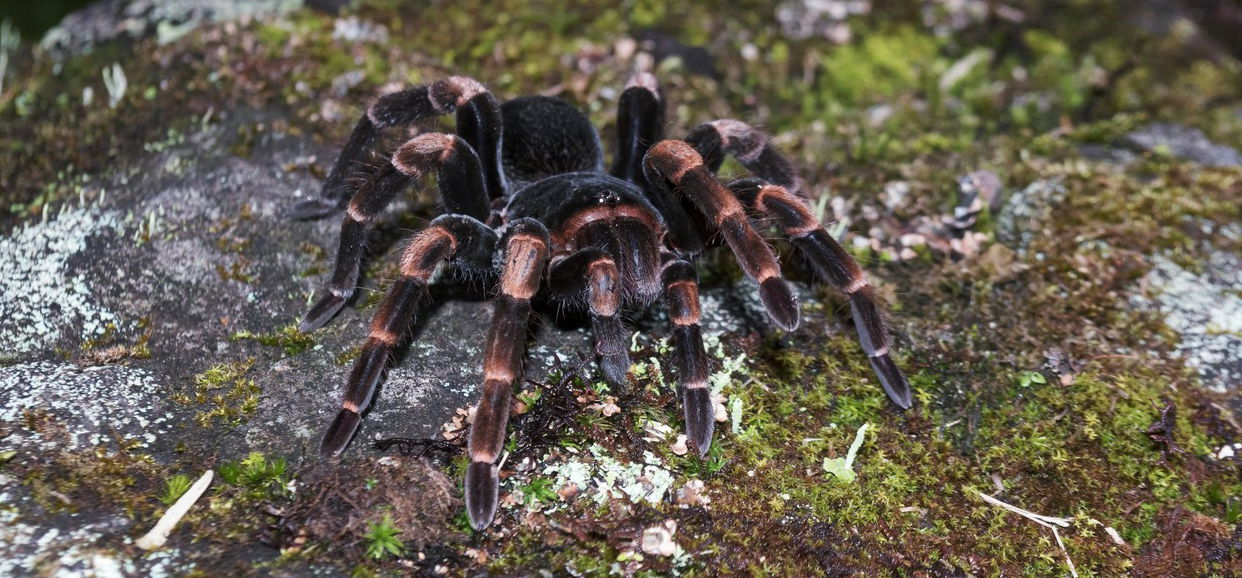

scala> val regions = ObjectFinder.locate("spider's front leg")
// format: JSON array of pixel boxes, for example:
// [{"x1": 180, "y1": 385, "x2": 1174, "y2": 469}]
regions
[
  {"x1": 300, "y1": 133, "x2": 492, "y2": 331},
  {"x1": 662, "y1": 258, "x2": 715, "y2": 455},
  {"x1": 466, "y1": 218, "x2": 550, "y2": 530},
  {"x1": 644, "y1": 140, "x2": 800, "y2": 330},
  {"x1": 320, "y1": 214, "x2": 499, "y2": 455},
  {"x1": 548, "y1": 249, "x2": 631, "y2": 387}
]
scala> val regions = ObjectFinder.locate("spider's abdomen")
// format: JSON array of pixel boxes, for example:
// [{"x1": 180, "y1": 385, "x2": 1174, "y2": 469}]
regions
[{"x1": 499, "y1": 96, "x2": 604, "y2": 187}]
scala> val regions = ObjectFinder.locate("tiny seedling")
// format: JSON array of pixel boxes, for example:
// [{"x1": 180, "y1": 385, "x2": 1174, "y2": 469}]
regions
[
  {"x1": 364, "y1": 514, "x2": 405, "y2": 559},
  {"x1": 823, "y1": 423, "x2": 869, "y2": 483},
  {"x1": 519, "y1": 476, "x2": 558, "y2": 506}
]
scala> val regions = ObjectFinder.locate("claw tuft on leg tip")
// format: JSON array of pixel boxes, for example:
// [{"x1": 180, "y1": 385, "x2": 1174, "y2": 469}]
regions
[
  {"x1": 683, "y1": 387, "x2": 715, "y2": 456},
  {"x1": 869, "y1": 354, "x2": 913, "y2": 410},
  {"x1": 465, "y1": 462, "x2": 499, "y2": 530},
  {"x1": 759, "y1": 278, "x2": 800, "y2": 331},
  {"x1": 320, "y1": 410, "x2": 361, "y2": 457},
  {"x1": 300, "y1": 294, "x2": 348, "y2": 332}
]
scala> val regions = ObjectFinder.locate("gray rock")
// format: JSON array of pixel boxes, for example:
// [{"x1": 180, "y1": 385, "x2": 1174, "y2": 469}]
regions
[{"x1": 1121, "y1": 122, "x2": 1242, "y2": 167}]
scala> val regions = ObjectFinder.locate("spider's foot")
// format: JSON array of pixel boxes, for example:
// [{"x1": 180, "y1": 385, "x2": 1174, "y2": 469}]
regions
[
  {"x1": 870, "y1": 354, "x2": 913, "y2": 410},
  {"x1": 465, "y1": 461, "x2": 499, "y2": 530},
  {"x1": 320, "y1": 409, "x2": 361, "y2": 456},
  {"x1": 287, "y1": 198, "x2": 340, "y2": 220},
  {"x1": 598, "y1": 351, "x2": 630, "y2": 390},
  {"x1": 683, "y1": 387, "x2": 715, "y2": 457},
  {"x1": 759, "y1": 277, "x2": 800, "y2": 331},
  {"x1": 300, "y1": 292, "x2": 350, "y2": 332}
]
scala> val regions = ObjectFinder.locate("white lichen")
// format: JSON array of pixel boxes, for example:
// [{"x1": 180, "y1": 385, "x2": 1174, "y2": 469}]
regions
[{"x1": 0, "y1": 207, "x2": 124, "y2": 354}]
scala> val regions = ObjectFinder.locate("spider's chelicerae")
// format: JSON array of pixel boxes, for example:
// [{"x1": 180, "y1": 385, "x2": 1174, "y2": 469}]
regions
[{"x1": 294, "y1": 73, "x2": 912, "y2": 530}]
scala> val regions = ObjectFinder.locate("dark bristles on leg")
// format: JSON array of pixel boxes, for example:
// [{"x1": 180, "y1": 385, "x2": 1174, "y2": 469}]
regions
[
  {"x1": 299, "y1": 77, "x2": 492, "y2": 219},
  {"x1": 662, "y1": 259, "x2": 715, "y2": 455},
  {"x1": 612, "y1": 72, "x2": 664, "y2": 187},
  {"x1": 320, "y1": 410, "x2": 362, "y2": 457},
  {"x1": 465, "y1": 462, "x2": 499, "y2": 530},
  {"x1": 302, "y1": 132, "x2": 496, "y2": 333},
  {"x1": 741, "y1": 183, "x2": 913, "y2": 409},
  {"x1": 466, "y1": 219, "x2": 549, "y2": 530},
  {"x1": 758, "y1": 277, "x2": 800, "y2": 331},
  {"x1": 320, "y1": 216, "x2": 498, "y2": 456},
  {"x1": 644, "y1": 140, "x2": 800, "y2": 331},
  {"x1": 684, "y1": 119, "x2": 799, "y2": 189},
  {"x1": 548, "y1": 248, "x2": 633, "y2": 387},
  {"x1": 301, "y1": 164, "x2": 412, "y2": 332},
  {"x1": 290, "y1": 115, "x2": 383, "y2": 219}
]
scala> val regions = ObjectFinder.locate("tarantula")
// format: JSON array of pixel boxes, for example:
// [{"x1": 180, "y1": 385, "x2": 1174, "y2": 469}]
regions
[{"x1": 293, "y1": 73, "x2": 911, "y2": 530}]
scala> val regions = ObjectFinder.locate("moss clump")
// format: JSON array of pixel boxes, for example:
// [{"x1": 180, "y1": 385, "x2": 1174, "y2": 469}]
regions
[
  {"x1": 172, "y1": 359, "x2": 261, "y2": 427},
  {"x1": 230, "y1": 324, "x2": 316, "y2": 356}
]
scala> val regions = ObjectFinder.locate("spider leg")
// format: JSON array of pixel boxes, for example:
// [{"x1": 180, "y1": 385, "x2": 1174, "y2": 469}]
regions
[
  {"x1": 611, "y1": 73, "x2": 664, "y2": 188},
  {"x1": 729, "y1": 179, "x2": 912, "y2": 409},
  {"x1": 301, "y1": 133, "x2": 492, "y2": 332},
  {"x1": 684, "y1": 119, "x2": 799, "y2": 190},
  {"x1": 644, "y1": 140, "x2": 800, "y2": 331},
  {"x1": 466, "y1": 218, "x2": 550, "y2": 530},
  {"x1": 548, "y1": 249, "x2": 630, "y2": 388},
  {"x1": 662, "y1": 258, "x2": 715, "y2": 455},
  {"x1": 320, "y1": 214, "x2": 499, "y2": 456},
  {"x1": 290, "y1": 76, "x2": 502, "y2": 219}
]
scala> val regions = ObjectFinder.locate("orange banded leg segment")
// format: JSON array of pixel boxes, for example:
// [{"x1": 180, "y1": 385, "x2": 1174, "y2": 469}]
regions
[
  {"x1": 320, "y1": 215, "x2": 498, "y2": 457},
  {"x1": 737, "y1": 181, "x2": 912, "y2": 409},
  {"x1": 466, "y1": 218, "x2": 550, "y2": 531},
  {"x1": 548, "y1": 249, "x2": 631, "y2": 387},
  {"x1": 644, "y1": 140, "x2": 799, "y2": 331},
  {"x1": 300, "y1": 133, "x2": 491, "y2": 332},
  {"x1": 662, "y1": 259, "x2": 715, "y2": 455},
  {"x1": 290, "y1": 76, "x2": 496, "y2": 219},
  {"x1": 684, "y1": 119, "x2": 798, "y2": 189}
]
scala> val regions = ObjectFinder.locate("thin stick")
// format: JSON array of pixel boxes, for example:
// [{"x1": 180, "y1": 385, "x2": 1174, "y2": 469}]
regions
[
  {"x1": 136, "y1": 470, "x2": 214, "y2": 550},
  {"x1": 977, "y1": 491, "x2": 1077, "y2": 577}
]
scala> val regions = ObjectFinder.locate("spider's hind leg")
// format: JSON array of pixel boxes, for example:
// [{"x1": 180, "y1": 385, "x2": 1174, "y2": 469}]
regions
[
  {"x1": 290, "y1": 76, "x2": 503, "y2": 219},
  {"x1": 729, "y1": 179, "x2": 912, "y2": 409}
]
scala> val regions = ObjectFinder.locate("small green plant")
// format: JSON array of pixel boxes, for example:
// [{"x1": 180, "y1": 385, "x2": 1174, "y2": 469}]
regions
[
  {"x1": 364, "y1": 513, "x2": 405, "y2": 559},
  {"x1": 159, "y1": 474, "x2": 193, "y2": 505},
  {"x1": 519, "y1": 476, "x2": 558, "y2": 506},
  {"x1": 217, "y1": 452, "x2": 288, "y2": 495},
  {"x1": 1017, "y1": 370, "x2": 1047, "y2": 388},
  {"x1": 823, "y1": 423, "x2": 869, "y2": 483}
]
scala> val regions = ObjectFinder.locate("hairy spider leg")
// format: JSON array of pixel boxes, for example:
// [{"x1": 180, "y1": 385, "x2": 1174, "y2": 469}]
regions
[
  {"x1": 465, "y1": 218, "x2": 550, "y2": 530},
  {"x1": 611, "y1": 72, "x2": 664, "y2": 188},
  {"x1": 320, "y1": 214, "x2": 499, "y2": 456},
  {"x1": 684, "y1": 119, "x2": 800, "y2": 191},
  {"x1": 644, "y1": 140, "x2": 800, "y2": 331},
  {"x1": 289, "y1": 76, "x2": 503, "y2": 219},
  {"x1": 661, "y1": 258, "x2": 715, "y2": 455},
  {"x1": 300, "y1": 133, "x2": 492, "y2": 331},
  {"x1": 548, "y1": 249, "x2": 631, "y2": 388},
  {"x1": 730, "y1": 179, "x2": 913, "y2": 409}
]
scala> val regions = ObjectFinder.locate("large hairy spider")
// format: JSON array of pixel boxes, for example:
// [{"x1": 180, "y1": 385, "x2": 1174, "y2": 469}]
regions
[{"x1": 293, "y1": 74, "x2": 911, "y2": 530}]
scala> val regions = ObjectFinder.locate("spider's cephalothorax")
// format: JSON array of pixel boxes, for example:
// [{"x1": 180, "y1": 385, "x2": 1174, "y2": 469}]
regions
[{"x1": 293, "y1": 74, "x2": 912, "y2": 530}]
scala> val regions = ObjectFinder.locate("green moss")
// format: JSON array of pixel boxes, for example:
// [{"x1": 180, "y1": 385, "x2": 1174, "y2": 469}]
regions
[
  {"x1": 231, "y1": 324, "x2": 316, "y2": 356},
  {"x1": 172, "y1": 359, "x2": 261, "y2": 427}
]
